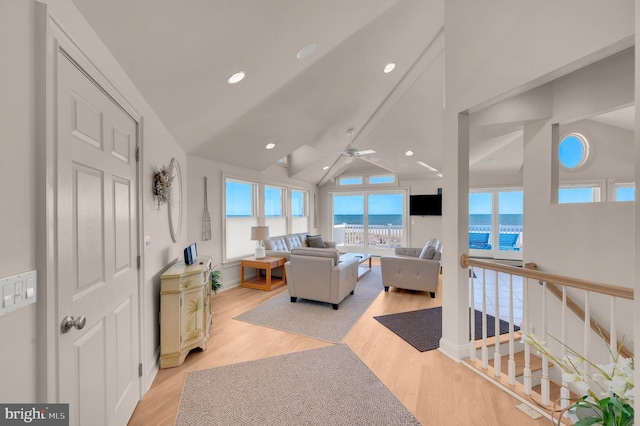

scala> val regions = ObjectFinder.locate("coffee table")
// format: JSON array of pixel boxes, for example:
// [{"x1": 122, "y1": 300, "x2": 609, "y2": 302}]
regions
[
  {"x1": 339, "y1": 252, "x2": 372, "y2": 281},
  {"x1": 240, "y1": 256, "x2": 286, "y2": 290}
]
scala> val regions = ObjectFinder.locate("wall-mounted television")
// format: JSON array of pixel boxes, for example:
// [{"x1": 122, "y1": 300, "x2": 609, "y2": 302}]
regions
[{"x1": 409, "y1": 194, "x2": 442, "y2": 216}]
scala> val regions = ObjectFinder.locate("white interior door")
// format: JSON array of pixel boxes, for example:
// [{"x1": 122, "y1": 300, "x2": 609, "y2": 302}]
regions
[{"x1": 56, "y1": 50, "x2": 139, "y2": 426}]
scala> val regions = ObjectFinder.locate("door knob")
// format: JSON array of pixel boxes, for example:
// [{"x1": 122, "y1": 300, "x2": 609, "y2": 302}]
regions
[{"x1": 61, "y1": 315, "x2": 87, "y2": 333}]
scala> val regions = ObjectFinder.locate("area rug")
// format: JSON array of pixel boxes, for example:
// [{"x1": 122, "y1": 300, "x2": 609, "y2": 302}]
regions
[
  {"x1": 176, "y1": 344, "x2": 421, "y2": 426},
  {"x1": 234, "y1": 267, "x2": 382, "y2": 343},
  {"x1": 374, "y1": 307, "x2": 519, "y2": 352}
]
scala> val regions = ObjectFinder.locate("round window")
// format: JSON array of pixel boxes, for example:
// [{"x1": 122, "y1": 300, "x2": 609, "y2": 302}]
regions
[{"x1": 559, "y1": 133, "x2": 589, "y2": 170}]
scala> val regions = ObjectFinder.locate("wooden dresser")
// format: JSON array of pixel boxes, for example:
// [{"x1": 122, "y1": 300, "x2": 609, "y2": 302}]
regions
[{"x1": 159, "y1": 256, "x2": 212, "y2": 368}]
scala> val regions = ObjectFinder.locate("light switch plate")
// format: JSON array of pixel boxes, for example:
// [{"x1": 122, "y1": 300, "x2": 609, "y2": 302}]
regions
[{"x1": 0, "y1": 270, "x2": 37, "y2": 316}]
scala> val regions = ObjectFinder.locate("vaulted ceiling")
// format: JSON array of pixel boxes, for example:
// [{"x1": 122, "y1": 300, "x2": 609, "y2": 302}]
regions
[{"x1": 71, "y1": 0, "x2": 446, "y2": 185}]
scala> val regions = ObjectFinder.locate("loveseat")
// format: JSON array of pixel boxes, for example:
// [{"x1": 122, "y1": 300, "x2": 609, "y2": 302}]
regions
[
  {"x1": 284, "y1": 247, "x2": 358, "y2": 310},
  {"x1": 263, "y1": 232, "x2": 337, "y2": 261},
  {"x1": 380, "y1": 239, "x2": 442, "y2": 297}
]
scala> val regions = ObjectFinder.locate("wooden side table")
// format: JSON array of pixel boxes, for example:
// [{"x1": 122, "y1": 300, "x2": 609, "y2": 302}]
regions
[{"x1": 240, "y1": 256, "x2": 287, "y2": 291}]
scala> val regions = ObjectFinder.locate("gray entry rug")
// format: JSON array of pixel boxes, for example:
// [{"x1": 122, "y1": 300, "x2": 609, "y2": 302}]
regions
[
  {"x1": 374, "y1": 307, "x2": 520, "y2": 352},
  {"x1": 234, "y1": 267, "x2": 382, "y2": 343},
  {"x1": 176, "y1": 344, "x2": 421, "y2": 426}
]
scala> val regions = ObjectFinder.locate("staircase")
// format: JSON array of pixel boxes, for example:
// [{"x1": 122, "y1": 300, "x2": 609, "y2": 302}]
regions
[
  {"x1": 459, "y1": 254, "x2": 634, "y2": 425},
  {"x1": 463, "y1": 337, "x2": 577, "y2": 424}
]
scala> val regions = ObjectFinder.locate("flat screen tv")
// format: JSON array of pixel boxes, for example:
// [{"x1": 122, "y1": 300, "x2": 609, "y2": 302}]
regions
[{"x1": 409, "y1": 194, "x2": 442, "y2": 216}]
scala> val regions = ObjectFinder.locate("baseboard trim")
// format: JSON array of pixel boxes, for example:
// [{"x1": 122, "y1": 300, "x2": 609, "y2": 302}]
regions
[{"x1": 438, "y1": 337, "x2": 471, "y2": 362}]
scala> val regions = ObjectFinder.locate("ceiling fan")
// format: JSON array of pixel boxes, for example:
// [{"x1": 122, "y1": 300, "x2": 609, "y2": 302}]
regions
[{"x1": 340, "y1": 128, "x2": 376, "y2": 163}]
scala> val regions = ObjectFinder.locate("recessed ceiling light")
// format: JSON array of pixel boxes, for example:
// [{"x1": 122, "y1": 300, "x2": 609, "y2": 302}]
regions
[
  {"x1": 405, "y1": 150, "x2": 414, "y2": 156},
  {"x1": 323, "y1": 166, "x2": 329, "y2": 170},
  {"x1": 265, "y1": 143, "x2": 275, "y2": 150},
  {"x1": 383, "y1": 63, "x2": 396, "y2": 73},
  {"x1": 227, "y1": 71, "x2": 246, "y2": 84},
  {"x1": 297, "y1": 43, "x2": 317, "y2": 59}
]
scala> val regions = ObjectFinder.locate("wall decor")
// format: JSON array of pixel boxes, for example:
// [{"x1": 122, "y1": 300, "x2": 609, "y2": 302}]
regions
[
  {"x1": 168, "y1": 158, "x2": 182, "y2": 243},
  {"x1": 153, "y1": 162, "x2": 175, "y2": 210}
]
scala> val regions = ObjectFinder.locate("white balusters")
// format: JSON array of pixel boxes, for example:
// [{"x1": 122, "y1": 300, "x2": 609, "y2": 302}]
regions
[
  {"x1": 469, "y1": 266, "x2": 476, "y2": 361},
  {"x1": 541, "y1": 281, "x2": 550, "y2": 406},
  {"x1": 610, "y1": 297, "x2": 617, "y2": 362},
  {"x1": 508, "y1": 273, "x2": 516, "y2": 385},
  {"x1": 560, "y1": 285, "x2": 570, "y2": 414},
  {"x1": 493, "y1": 270, "x2": 501, "y2": 377},
  {"x1": 583, "y1": 292, "x2": 590, "y2": 375},
  {"x1": 481, "y1": 268, "x2": 488, "y2": 369},
  {"x1": 523, "y1": 276, "x2": 532, "y2": 395}
]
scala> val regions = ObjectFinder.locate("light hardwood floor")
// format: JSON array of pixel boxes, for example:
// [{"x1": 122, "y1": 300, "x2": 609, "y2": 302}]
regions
[{"x1": 128, "y1": 262, "x2": 549, "y2": 425}]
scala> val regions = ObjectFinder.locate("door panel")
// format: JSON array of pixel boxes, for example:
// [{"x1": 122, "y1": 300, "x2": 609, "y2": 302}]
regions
[{"x1": 57, "y1": 51, "x2": 139, "y2": 426}]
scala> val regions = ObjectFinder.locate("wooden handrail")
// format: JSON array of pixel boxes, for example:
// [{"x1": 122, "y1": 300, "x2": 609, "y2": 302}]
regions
[
  {"x1": 523, "y1": 263, "x2": 634, "y2": 359},
  {"x1": 460, "y1": 254, "x2": 633, "y2": 300},
  {"x1": 460, "y1": 254, "x2": 633, "y2": 358}
]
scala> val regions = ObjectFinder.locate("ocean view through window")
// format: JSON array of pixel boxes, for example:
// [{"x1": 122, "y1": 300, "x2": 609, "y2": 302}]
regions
[
  {"x1": 332, "y1": 191, "x2": 405, "y2": 250},
  {"x1": 470, "y1": 189, "x2": 523, "y2": 259}
]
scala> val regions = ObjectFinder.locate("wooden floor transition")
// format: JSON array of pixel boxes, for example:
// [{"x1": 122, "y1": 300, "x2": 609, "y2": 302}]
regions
[{"x1": 128, "y1": 260, "x2": 549, "y2": 425}]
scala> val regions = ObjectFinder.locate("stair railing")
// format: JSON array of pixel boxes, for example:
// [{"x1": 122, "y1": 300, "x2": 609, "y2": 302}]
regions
[{"x1": 460, "y1": 254, "x2": 633, "y2": 418}]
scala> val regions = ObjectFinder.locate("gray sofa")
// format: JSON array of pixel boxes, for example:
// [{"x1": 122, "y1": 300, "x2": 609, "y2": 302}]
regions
[
  {"x1": 380, "y1": 239, "x2": 442, "y2": 297},
  {"x1": 284, "y1": 247, "x2": 358, "y2": 310},
  {"x1": 263, "y1": 232, "x2": 337, "y2": 261}
]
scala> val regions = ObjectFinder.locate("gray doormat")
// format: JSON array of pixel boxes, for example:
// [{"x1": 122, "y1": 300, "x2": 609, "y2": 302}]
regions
[
  {"x1": 176, "y1": 344, "x2": 421, "y2": 425},
  {"x1": 374, "y1": 307, "x2": 519, "y2": 352}
]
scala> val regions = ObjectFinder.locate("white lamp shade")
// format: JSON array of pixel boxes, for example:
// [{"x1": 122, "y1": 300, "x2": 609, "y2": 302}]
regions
[
  {"x1": 251, "y1": 226, "x2": 269, "y2": 240},
  {"x1": 251, "y1": 226, "x2": 269, "y2": 258}
]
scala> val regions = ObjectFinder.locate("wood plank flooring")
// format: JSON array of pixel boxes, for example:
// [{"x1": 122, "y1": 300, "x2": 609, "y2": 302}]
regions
[{"x1": 128, "y1": 261, "x2": 549, "y2": 425}]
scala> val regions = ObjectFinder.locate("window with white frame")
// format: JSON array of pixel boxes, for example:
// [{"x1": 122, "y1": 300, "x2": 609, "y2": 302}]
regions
[
  {"x1": 612, "y1": 181, "x2": 635, "y2": 201},
  {"x1": 559, "y1": 133, "x2": 590, "y2": 170},
  {"x1": 290, "y1": 189, "x2": 308, "y2": 233},
  {"x1": 264, "y1": 185, "x2": 286, "y2": 236},
  {"x1": 368, "y1": 174, "x2": 395, "y2": 184},
  {"x1": 558, "y1": 183, "x2": 601, "y2": 204},
  {"x1": 338, "y1": 176, "x2": 363, "y2": 185},
  {"x1": 225, "y1": 178, "x2": 258, "y2": 260}
]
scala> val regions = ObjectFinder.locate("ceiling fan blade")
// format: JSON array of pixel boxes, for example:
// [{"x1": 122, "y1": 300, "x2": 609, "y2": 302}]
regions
[{"x1": 354, "y1": 149, "x2": 376, "y2": 156}]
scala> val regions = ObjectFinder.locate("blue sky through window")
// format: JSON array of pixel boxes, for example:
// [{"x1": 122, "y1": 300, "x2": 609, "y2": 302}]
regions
[
  {"x1": 291, "y1": 190, "x2": 304, "y2": 216},
  {"x1": 616, "y1": 187, "x2": 635, "y2": 201},
  {"x1": 264, "y1": 186, "x2": 282, "y2": 216},
  {"x1": 333, "y1": 194, "x2": 403, "y2": 215},
  {"x1": 226, "y1": 180, "x2": 253, "y2": 216},
  {"x1": 558, "y1": 187, "x2": 595, "y2": 203},
  {"x1": 559, "y1": 134, "x2": 586, "y2": 169}
]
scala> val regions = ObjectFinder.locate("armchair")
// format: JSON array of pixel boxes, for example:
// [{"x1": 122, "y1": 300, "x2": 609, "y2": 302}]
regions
[
  {"x1": 380, "y1": 240, "x2": 442, "y2": 297},
  {"x1": 284, "y1": 247, "x2": 358, "y2": 310}
]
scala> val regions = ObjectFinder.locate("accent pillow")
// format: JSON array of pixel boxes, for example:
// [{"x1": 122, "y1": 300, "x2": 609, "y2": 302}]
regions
[
  {"x1": 421, "y1": 245, "x2": 436, "y2": 259},
  {"x1": 306, "y1": 235, "x2": 326, "y2": 248},
  {"x1": 418, "y1": 241, "x2": 430, "y2": 259}
]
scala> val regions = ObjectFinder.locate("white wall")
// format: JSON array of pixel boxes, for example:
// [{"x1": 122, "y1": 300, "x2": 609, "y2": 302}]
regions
[
  {"x1": 400, "y1": 178, "x2": 443, "y2": 247},
  {"x1": 440, "y1": 0, "x2": 635, "y2": 360},
  {"x1": 0, "y1": 0, "x2": 38, "y2": 402},
  {"x1": 0, "y1": 0, "x2": 189, "y2": 402},
  {"x1": 186, "y1": 156, "x2": 318, "y2": 288}
]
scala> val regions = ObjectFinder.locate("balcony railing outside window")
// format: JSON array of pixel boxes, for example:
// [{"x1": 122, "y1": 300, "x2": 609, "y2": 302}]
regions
[{"x1": 333, "y1": 224, "x2": 403, "y2": 248}]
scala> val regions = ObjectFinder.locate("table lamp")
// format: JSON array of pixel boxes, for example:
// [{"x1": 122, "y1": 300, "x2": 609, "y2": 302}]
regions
[{"x1": 251, "y1": 226, "x2": 269, "y2": 258}]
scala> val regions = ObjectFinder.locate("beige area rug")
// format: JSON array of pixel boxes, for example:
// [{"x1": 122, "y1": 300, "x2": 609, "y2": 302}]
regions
[
  {"x1": 176, "y1": 344, "x2": 421, "y2": 426},
  {"x1": 233, "y1": 266, "x2": 382, "y2": 343}
]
